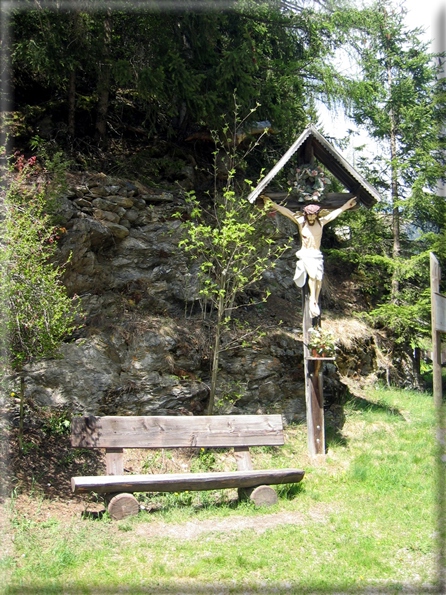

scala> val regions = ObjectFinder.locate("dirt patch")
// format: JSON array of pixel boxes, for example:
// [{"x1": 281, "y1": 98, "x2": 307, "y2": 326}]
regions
[
  {"x1": 0, "y1": 399, "x2": 107, "y2": 524},
  {"x1": 132, "y1": 506, "x2": 333, "y2": 541}
]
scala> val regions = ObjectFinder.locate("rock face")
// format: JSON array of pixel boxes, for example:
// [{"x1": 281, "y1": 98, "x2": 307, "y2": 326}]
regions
[
  {"x1": 20, "y1": 172, "x2": 401, "y2": 427},
  {"x1": 58, "y1": 176, "x2": 188, "y2": 302},
  {"x1": 24, "y1": 322, "x2": 310, "y2": 424}
]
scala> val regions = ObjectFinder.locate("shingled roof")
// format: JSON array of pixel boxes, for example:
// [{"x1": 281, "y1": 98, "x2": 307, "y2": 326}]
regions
[{"x1": 247, "y1": 124, "x2": 380, "y2": 208}]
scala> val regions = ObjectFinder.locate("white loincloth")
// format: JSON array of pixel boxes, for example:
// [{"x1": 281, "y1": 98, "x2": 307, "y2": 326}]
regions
[{"x1": 293, "y1": 248, "x2": 324, "y2": 288}]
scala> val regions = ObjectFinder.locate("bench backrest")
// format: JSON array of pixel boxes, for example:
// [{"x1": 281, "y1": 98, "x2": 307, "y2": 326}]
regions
[{"x1": 71, "y1": 414, "x2": 285, "y2": 449}]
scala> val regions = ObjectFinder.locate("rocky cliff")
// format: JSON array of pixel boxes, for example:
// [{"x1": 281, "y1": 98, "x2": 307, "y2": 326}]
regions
[{"x1": 18, "y1": 172, "x2": 410, "y2": 431}]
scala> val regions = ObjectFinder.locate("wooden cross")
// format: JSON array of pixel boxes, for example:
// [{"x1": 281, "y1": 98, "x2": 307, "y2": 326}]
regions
[{"x1": 247, "y1": 126, "x2": 380, "y2": 458}]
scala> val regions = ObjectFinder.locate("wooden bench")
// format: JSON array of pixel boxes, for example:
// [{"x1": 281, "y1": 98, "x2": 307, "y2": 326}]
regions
[{"x1": 71, "y1": 414, "x2": 305, "y2": 520}]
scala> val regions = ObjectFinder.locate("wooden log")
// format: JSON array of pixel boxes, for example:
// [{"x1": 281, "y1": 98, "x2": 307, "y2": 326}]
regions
[
  {"x1": 107, "y1": 493, "x2": 139, "y2": 520},
  {"x1": 238, "y1": 485, "x2": 278, "y2": 506},
  {"x1": 71, "y1": 414, "x2": 285, "y2": 449},
  {"x1": 71, "y1": 468, "x2": 305, "y2": 495}
]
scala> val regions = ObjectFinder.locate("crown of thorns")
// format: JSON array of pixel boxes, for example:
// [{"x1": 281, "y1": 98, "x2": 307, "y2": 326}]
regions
[{"x1": 303, "y1": 204, "x2": 321, "y2": 215}]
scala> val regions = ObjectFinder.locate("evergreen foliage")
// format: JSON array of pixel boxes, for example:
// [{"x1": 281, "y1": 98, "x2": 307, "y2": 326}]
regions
[
  {"x1": 333, "y1": 0, "x2": 446, "y2": 351},
  {"x1": 8, "y1": 1, "x2": 362, "y2": 147}
]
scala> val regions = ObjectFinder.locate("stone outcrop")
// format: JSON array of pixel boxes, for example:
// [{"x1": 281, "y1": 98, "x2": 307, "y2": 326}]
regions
[
  {"x1": 57, "y1": 175, "x2": 189, "y2": 302},
  {"x1": 18, "y1": 172, "x2": 400, "y2": 428},
  {"x1": 23, "y1": 322, "x2": 311, "y2": 423}
]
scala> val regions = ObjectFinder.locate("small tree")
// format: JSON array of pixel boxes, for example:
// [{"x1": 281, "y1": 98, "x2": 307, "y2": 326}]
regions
[
  {"x1": 1, "y1": 151, "x2": 79, "y2": 450},
  {"x1": 179, "y1": 170, "x2": 289, "y2": 414}
]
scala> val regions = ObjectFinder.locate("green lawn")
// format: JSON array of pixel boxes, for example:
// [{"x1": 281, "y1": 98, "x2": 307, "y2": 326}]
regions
[{"x1": 1, "y1": 385, "x2": 440, "y2": 594}]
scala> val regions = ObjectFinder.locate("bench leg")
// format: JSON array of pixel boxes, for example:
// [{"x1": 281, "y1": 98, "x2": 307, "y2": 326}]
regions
[
  {"x1": 105, "y1": 493, "x2": 140, "y2": 520},
  {"x1": 238, "y1": 485, "x2": 278, "y2": 507}
]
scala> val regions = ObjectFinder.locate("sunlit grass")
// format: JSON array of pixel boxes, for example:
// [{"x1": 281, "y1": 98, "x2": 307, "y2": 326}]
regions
[{"x1": 3, "y1": 385, "x2": 438, "y2": 594}]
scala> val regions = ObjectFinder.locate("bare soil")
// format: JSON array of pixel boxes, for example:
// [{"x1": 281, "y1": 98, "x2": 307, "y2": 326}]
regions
[{"x1": 0, "y1": 411, "x2": 106, "y2": 520}]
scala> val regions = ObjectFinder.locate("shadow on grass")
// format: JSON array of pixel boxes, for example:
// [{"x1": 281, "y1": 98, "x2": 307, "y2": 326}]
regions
[
  {"x1": 421, "y1": 368, "x2": 446, "y2": 396},
  {"x1": 322, "y1": 389, "x2": 407, "y2": 452},
  {"x1": 80, "y1": 508, "x2": 107, "y2": 520},
  {"x1": 345, "y1": 394, "x2": 405, "y2": 419},
  {"x1": 4, "y1": 581, "x2": 439, "y2": 594},
  {"x1": 103, "y1": 482, "x2": 306, "y2": 519},
  {"x1": 325, "y1": 424, "x2": 348, "y2": 448},
  {"x1": 275, "y1": 481, "x2": 305, "y2": 500}
]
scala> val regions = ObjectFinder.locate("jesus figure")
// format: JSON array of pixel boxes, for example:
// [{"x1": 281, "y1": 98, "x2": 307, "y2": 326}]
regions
[{"x1": 261, "y1": 196, "x2": 357, "y2": 318}]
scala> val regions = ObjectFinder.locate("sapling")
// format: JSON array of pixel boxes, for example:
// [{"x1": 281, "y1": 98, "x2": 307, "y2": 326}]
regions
[{"x1": 179, "y1": 128, "x2": 290, "y2": 413}]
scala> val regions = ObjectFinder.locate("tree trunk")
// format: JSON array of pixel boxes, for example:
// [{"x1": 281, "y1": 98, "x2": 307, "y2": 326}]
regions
[
  {"x1": 387, "y1": 58, "x2": 400, "y2": 301},
  {"x1": 412, "y1": 346, "x2": 422, "y2": 389},
  {"x1": 207, "y1": 302, "x2": 223, "y2": 415},
  {"x1": 67, "y1": 10, "x2": 81, "y2": 139},
  {"x1": 68, "y1": 69, "x2": 76, "y2": 137},
  {"x1": 18, "y1": 374, "x2": 25, "y2": 452},
  {"x1": 95, "y1": 9, "x2": 112, "y2": 143}
]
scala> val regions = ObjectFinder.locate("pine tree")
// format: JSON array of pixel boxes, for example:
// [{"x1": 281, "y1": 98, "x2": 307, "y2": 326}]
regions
[
  {"x1": 345, "y1": 1, "x2": 444, "y2": 294},
  {"x1": 337, "y1": 0, "x2": 446, "y2": 365}
]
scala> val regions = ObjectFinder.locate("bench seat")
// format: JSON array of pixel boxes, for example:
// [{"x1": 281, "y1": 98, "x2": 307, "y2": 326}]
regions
[
  {"x1": 71, "y1": 414, "x2": 305, "y2": 519},
  {"x1": 72, "y1": 468, "x2": 305, "y2": 495}
]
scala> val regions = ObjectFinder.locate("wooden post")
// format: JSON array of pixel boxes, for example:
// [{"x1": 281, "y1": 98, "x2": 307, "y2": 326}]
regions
[
  {"x1": 105, "y1": 448, "x2": 124, "y2": 475},
  {"x1": 105, "y1": 447, "x2": 140, "y2": 520},
  {"x1": 235, "y1": 446, "x2": 278, "y2": 505},
  {"x1": 309, "y1": 359, "x2": 325, "y2": 456},
  {"x1": 430, "y1": 253, "x2": 444, "y2": 410},
  {"x1": 302, "y1": 284, "x2": 325, "y2": 457},
  {"x1": 430, "y1": 253, "x2": 446, "y2": 591}
]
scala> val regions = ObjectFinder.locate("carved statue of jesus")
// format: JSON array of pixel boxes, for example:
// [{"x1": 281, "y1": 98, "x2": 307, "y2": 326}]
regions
[{"x1": 261, "y1": 196, "x2": 357, "y2": 318}]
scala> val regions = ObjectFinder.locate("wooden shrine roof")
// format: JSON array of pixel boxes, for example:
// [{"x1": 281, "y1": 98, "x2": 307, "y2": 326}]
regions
[{"x1": 247, "y1": 124, "x2": 381, "y2": 209}]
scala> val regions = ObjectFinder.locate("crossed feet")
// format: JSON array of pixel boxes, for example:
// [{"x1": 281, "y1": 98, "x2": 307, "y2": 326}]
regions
[{"x1": 310, "y1": 300, "x2": 320, "y2": 319}]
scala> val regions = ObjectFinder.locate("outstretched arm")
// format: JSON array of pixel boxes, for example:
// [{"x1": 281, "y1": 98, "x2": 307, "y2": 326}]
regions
[
  {"x1": 258, "y1": 195, "x2": 300, "y2": 226},
  {"x1": 320, "y1": 197, "x2": 357, "y2": 225}
]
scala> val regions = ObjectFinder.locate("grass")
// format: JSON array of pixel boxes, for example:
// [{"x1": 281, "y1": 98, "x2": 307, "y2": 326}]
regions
[{"x1": 1, "y1": 384, "x2": 439, "y2": 594}]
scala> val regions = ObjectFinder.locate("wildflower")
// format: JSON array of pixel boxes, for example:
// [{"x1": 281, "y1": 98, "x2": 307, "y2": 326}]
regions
[{"x1": 306, "y1": 328, "x2": 337, "y2": 357}]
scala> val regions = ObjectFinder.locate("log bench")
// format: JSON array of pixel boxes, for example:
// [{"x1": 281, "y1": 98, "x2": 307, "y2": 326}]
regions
[{"x1": 70, "y1": 414, "x2": 305, "y2": 520}]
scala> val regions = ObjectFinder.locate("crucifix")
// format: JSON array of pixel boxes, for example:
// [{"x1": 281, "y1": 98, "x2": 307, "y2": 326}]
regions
[
  {"x1": 247, "y1": 125, "x2": 380, "y2": 457},
  {"x1": 255, "y1": 193, "x2": 356, "y2": 457},
  {"x1": 259, "y1": 195, "x2": 357, "y2": 318}
]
